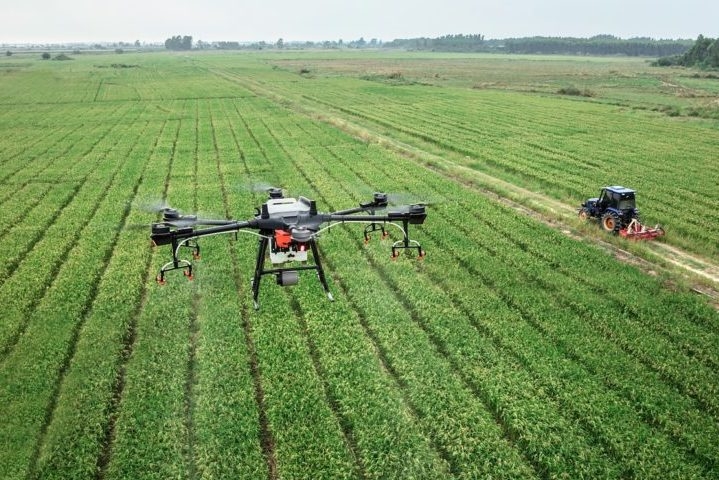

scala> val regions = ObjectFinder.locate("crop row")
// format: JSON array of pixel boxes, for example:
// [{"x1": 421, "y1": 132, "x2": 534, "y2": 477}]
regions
[
  {"x1": 243, "y1": 96, "x2": 711, "y2": 476},
  {"x1": 101, "y1": 106, "x2": 200, "y2": 479},
  {"x1": 338, "y1": 140, "x2": 719, "y2": 472},
  {"x1": 0, "y1": 103, "x2": 152, "y2": 357},
  {"x1": 224, "y1": 99, "x2": 452, "y2": 478},
  {"x1": 0, "y1": 101, "x2": 129, "y2": 193},
  {"x1": 189, "y1": 107, "x2": 269, "y2": 478},
  {"x1": 103, "y1": 99, "x2": 268, "y2": 478},
  {"x1": 0, "y1": 112, "x2": 162, "y2": 479},
  {"x1": 31, "y1": 116, "x2": 176, "y2": 479},
  {"x1": 268, "y1": 77, "x2": 719, "y2": 255}
]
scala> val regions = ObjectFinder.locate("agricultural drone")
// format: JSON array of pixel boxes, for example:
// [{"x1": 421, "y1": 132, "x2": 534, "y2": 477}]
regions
[{"x1": 150, "y1": 188, "x2": 427, "y2": 309}]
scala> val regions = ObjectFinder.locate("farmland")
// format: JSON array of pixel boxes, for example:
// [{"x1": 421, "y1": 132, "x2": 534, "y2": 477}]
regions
[{"x1": 0, "y1": 50, "x2": 718, "y2": 479}]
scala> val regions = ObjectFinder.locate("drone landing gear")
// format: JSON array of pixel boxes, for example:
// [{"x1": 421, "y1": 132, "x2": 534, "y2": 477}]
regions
[
  {"x1": 251, "y1": 235, "x2": 333, "y2": 310},
  {"x1": 390, "y1": 218, "x2": 426, "y2": 260},
  {"x1": 364, "y1": 223, "x2": 389, "y2": 244},
  {"x1": 391, "y1": 242, "x2": 425, "y2": 260},
  {"x1": 156, "y1": 239, "x2": 200, "y2": 284}
]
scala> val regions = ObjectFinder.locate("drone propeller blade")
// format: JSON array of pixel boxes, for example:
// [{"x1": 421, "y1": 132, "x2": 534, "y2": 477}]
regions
[
  {"x1": 238, "y1": 181, "x2": 286, "y2": 197},
  {"x1": 386, "y1": 192, "x2": 441, "y2": 207},
  {"x1": 249, "y1": 181, "x2": 277, "y2": 193},
  {"x1": 136, "y1": 198, "x2": 173, "y2": 214}
]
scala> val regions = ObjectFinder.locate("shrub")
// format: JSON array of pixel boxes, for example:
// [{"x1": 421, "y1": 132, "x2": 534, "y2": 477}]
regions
[{"x1": 557, "y1": 86, "x2": 594, "y2": 97}]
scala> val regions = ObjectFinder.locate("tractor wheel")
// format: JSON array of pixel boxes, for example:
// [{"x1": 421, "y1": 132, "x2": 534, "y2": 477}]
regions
[
  {"x1": 578, "y1": 208, "x2": 591, "y2": 221},
  {"x1": 601, "y1": 212, "x2": 620, "y2": 234}
]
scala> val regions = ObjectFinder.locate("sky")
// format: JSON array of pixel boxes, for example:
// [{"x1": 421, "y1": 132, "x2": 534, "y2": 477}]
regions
[{"x1": 1, "y1": 0, "x2": 717, "y2": 44}]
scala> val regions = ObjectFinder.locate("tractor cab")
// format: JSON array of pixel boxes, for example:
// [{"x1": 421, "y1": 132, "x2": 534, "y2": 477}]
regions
[{"x1": 597, "y1": 186, "x2": 636, "y2": 212}]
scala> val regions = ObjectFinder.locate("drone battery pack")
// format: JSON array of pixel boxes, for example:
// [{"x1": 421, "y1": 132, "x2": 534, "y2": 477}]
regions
[{"x1": 276, "y1": 270, "x2": 299, "y2": 286}]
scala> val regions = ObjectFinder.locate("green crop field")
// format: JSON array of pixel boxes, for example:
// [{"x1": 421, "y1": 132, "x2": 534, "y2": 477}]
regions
[{"x1": 1, "y1": 50, "x2": 718, "y2": 479}]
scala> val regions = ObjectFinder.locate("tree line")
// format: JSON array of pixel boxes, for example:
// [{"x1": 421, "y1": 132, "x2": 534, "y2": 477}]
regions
[
  {"x1": 163, "y1": 33, "x2": 696, "y2": 58},
  {"x1": 383, "y1": 34, "x2": 486, "y2": 52},
  {"x1": 654, "y1": 35, "x2": 719, "y2": 68},
  {"x1": 498, "y1": 35, "x2": 692, "y2": 56},
  {"x1": 384, "y1": 34, "x2": 692, "y2": 57}
]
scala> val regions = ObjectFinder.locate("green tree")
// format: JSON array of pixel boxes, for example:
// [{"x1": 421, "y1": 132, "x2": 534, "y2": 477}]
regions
[
  {"x1": 5, "y1": 50, "x2": 11, "y2": 56},
  {"x1": 276, "y1": 38, "x2": 284, "y2": 49},
  {"x1": 41, "y1": 52, "x2": 51, "y2": 60},
  {"x1": 707, "y1": 39, "x2": 719, "y2": 68},
  {"x1": 655, "y1": 34, "x2": 719, "y2": 68},
  {"x1": 164, "y1": 35, "x2": 193, "y2": 51}
]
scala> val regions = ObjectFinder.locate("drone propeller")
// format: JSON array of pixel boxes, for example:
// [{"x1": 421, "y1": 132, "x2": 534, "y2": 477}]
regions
[{"x1": 239, "y1": 181, "x2": 286, "y2": 199}]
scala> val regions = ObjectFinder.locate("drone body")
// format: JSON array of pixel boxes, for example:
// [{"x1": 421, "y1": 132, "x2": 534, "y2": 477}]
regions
[
  {"x1": 150, "y1": 189, "x2": 426, "y2": 309},
  {"x1": 265, "y1": 195, "x2": 312, "y2": 265}
]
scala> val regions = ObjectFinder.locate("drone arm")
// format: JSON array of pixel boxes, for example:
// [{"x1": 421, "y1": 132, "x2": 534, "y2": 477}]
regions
[
  {"x1": 327, "y1": 210, "x2": 426, "y2": 225},
  {"x1": 151, "y1": 220, "x2": 255, "y2": 246},
  {"x1": 193, "y1": 218, "x2": 241, "y2": 226},
  {"x1": 331, "y1": 193, "x2": 388, "y2": 215}
]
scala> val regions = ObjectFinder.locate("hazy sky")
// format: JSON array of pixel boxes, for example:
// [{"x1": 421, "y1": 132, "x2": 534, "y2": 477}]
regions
[{"x1": 1, "y1": 0, "x2": 717, "y2": 44}]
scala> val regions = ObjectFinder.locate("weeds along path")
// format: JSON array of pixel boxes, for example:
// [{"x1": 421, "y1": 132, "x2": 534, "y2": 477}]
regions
[
  {"x1": 210, "y1": 67, "x2": 719, "y2": 302},
  {"x1": 294, "y1": 89, "x2": 719, "y2": 225}
]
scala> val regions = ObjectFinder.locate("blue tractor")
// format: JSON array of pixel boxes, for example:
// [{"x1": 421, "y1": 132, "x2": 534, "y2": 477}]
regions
[{"x1": 579, "y1": 186, "x2": 664, "y2": 239}]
